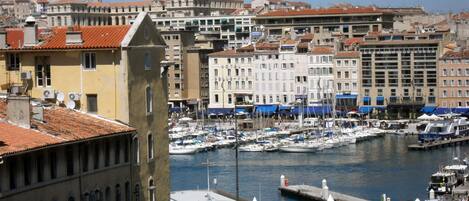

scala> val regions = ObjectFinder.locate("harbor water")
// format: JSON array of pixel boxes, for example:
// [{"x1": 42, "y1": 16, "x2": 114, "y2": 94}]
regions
[{"x1": 170, "y1": 135, "x2": 469, "y2": 200}]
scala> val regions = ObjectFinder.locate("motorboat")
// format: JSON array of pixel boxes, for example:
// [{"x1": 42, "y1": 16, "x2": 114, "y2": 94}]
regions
[
  {"x1": 169, "y1": 145, "x2": 199, "y2": 155},
  {"x1": 279, "y1": 142, "x2": 320, "y2": 153},
  {"x1": 444, "y1": 164, "x2": 469, "y2": 185},
  {"x1": 418, "y1": 118, "x2": 469, "y2": 142},
  {"x1": 427, "y1": 171, "x2": 458, "y2": 195}
]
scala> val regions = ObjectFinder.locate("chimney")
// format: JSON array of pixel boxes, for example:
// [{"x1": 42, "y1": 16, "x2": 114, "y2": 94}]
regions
[
  {"x1": 0, "y1": 28, "x2": 6, "y2": 49},
  {"x1": 23, "y1": 16, "x2": 38, "y2": 47},
  {"x1": 6, "y1": 96, "x2": 31, "y2": 129},
  {"x1": 66, "y1": 26, "x2": 83, "y2": 45}
]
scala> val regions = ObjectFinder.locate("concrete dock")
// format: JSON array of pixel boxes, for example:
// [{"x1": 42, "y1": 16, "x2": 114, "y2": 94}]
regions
[
  {"x1": 279, "y1": 185, "x2": 368, "y2": 201},
  {"x1": 408, "y1": 136, "x2": 469, "y2": 150}
]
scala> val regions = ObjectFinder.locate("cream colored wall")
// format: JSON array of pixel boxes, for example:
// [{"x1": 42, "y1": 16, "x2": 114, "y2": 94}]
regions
[
  {"x1": 184, "y1": 51, "x2": 201, "y2": 100},
  {"x1": 0, "y1": 50, "x2": 121, "y2": 120}
]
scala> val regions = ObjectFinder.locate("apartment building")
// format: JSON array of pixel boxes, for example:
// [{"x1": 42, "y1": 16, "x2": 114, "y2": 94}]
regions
[
  {"x1": 255, "y1": 7, "x2": 394, "y2": 39},
  {"x1": 208, "y1": 49, "x2": 254, "y2": 113},
  {"x1": 162, "y1": 30, "x2": 195, "y2": 108},
  {"x1": 251, "y1": 0, "x2": 311, "y2": 10},
  {"x1": 307, "y1": 46, "x2": 335, "y2": 106},
  {"x1": 166, "y1": 0, "x2": 244, "y2": 17},
  {"x1": 437, "y1": 50, "x2": 469, "y2": 110},
  {"x1": 0, "y1": 13, "x2": 170, "y2": 201},
  {"x1": 153, "y1": 13, "x2": 256, "y2": 48},
  {"x1": 0, "y1": 96, "x2": 136, "y2": 201},
  {"x1": 358, "y1": 33, "x2": 441, "y2": 118},
  {"x1": 46, "y1": 0, "x2": 165, "y2": 27},
  {"x1": 333, "y1": 51, "x2": 360, "y2": 111}
]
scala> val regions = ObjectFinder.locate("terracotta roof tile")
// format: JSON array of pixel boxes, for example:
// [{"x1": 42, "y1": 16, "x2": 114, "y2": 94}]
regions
[
  {"x1": 343, "y1": 37, "x2": 364, "y2": 46},
  {"x1": 310, "y1": 46, "x2": 334, "y2": 55},
  {"x1": 297, "y1": 42, "x2": 309, "y2": 49},
  {"x1": 87, "y1": 1, "x2": 153, "y2": 8},
  {"x1": 335, "y1": 51, "x2": 360, "y2": 58},
  {"x1": 208, "y1": 49, "x2": 251, "y2": 57},
  {"x1": 4, "y1": 25, "x2": 130, "y2": 50},
  {"x1": 259, "y1": 7, "x2": 383, "y2": 17},
  {"x1": 0, "y1": 99, "x2": 135, "y2": 156},
  {"x1": 441, "y1": 50, "x2": 469, "y2": 59},
  {"x1": 255, "y1": 42, "x2": 279, "y2": 50}
]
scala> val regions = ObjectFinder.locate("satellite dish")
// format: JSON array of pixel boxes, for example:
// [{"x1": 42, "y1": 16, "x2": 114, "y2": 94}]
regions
[
  {"x1": 56, "y1": 92, "x2": 65, "y2": 102},
  {"x1": 66, "y1": 100, "x2": 76, "y2": 109}
]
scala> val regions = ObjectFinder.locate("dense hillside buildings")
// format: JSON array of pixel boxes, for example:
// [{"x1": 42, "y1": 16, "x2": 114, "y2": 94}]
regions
[
  {"x1": 0, "y1": 96, "x2": 136, "y2": 201},
  {"x1": 437, "y1": 50, "x2": 469, "y2": 110},
  {"x1": 0, "y1": 13, "x2": 170, "y2": 201}
]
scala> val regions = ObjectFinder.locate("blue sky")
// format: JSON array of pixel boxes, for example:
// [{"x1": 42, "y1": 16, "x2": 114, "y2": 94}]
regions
[{"x1": 103, "y1": 0, "x2": 469, "y2": 13}]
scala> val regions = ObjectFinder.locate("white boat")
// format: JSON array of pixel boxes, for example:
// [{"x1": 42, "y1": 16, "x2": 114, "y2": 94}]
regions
[
  {"x1": 279, "y1": 142, "x2": 320, "y2": 153},
  {"x1": 239, "y1": 144, "x2": 264, "y2": 152},
  {"x1": 169, "y1": 145, "x2": 199, "y2": 155}
]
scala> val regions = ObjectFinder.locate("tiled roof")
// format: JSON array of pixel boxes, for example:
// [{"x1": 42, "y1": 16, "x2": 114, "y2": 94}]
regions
[
  {"x1": 208, "y1": 49, "x2": 251, "y2": 57},
  {"x1": 0, "y1": 99, "x2": 135, "y2": 157},
  {"x1": 258, "y1": 7, "x2": 383, "y2": 17},
  {"x1": 453, "y1": 12, "x2": 469, "y2": 20},
  {"x1": 441, "y1": 50, "x2": 469, "y2": 59},
  {"x1": 343, "y1": 37, "x2": 363, "y2": 46},
  {"x1": 310, "y1": 46, "x2": 334, "y2": 55},
  {"x1": 4, "y1": 25, "x2": 130, "y2": 50},
  {"x1": 255, "y1": 42, "x2": 279, "y2": 50},
  {"x1": 335, "y1": 51, "x2": 360, "y2": 58}
]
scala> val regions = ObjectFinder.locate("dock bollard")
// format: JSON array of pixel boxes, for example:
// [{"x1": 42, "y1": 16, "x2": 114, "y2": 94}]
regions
[
  {"x1": 381, "y1": 194, "x2": 386, "y2": 201},
  {"x1": 280, "y1": 175, "x2": 285, "y2": 187},
  {"x1": 386, "y1": 197, "x2": 391, "y2": 201},
  {"x1": 322, "y1": 185, "x2": 329, "y2": 199},
  {"x1": 429, "y1": 189, "x2": 435, "y2": 200},
  {"x1": 322, "y1": 179, "x2": 327, "y2": 189},
  {"x1": 415, "y1": 199, "x2": 420, "y2": 201}
]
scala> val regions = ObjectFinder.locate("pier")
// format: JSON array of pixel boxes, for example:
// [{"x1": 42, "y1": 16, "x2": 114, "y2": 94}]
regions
[
  {"x1": 279, "y1": 185, "x2": 368, "y2": 201},
  {"x1": 408, "y1": 136, "x2": 469, "y2": 150}
]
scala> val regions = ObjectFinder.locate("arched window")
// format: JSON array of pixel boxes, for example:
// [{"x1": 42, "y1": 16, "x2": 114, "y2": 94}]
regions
[
  {"x1": 115, "y1": 184, "x2": 121, "y2": 201},
  {"x1": 132, "y1": 136, "x2": 139, "y2": 164},
  {"x1": 147, "y1": 133, "x2": 154, "y2": 160},
  {"x1": 145, "y1": 85, "x2": 153, "y2": 114},
  {"x1": 125, "y1": 182, "x2": 130, "y2": 201},
  {"x1": 115, "y1": 16, "x2": 119, "y2": 25},
  {"x1": 134, "y1": 184, "x2": 140, "y2": 201},
  {"x1": 105, "y1": 186, "x2": 111, "y2": 201},
  {"x1": 148, "y1": 178, "x2": 155, "y2": 201}
]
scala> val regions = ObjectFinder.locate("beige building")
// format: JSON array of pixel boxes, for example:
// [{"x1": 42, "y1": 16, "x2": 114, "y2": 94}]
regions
[
  {"x1": 166, "y1": 0, "x2": 244, "y2": 17},
  {"x1": 0, "y1": 13, "x2": 170, "y2": 201},
  {"x1": 438, "y1": 50, "x2": 469, "y2": 109},
  {"x1": 358, "y1": 33, "x2": 441, "y2": 118},
  {"x1": 333, "y1": 51, "x2": 360, "y2": 111},
  {"x1": 0, "y1": 96, "x2": 136, "y2": 201},
  {"x1": 46, "y1": 0, "x2": 166, "y2": 27}
]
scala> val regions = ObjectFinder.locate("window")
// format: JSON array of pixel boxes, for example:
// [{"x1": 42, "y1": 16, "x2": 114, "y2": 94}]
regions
[
  {"x1": 125, "y1": 182, "x2": 130, "y2": 201},
  {"x1": 213, "y1": 58, "x2": 218, "y2": 64},
  {"x1": 49, "y1": 150, "x2": 57, "y2": 179},
  {"x1": 6, "y1": 53, "x2": 20, "y2": 70},
  {"x1": 66, "y1": 146, "x2": 74, "y2": 176},
  {"x1": 36, "y1": 64, "x2": 51, "y2": 87},
  {"x1": 144, "y1": 52, "x2": 151, "y2": 70},
  {"x1": 94, "y1": 143, "x2": 100, "y2": 169},
  {"x1": 105, "y1": 186, "x2": 111, "y2": 201},
  {"x1": 214, "y1": 94, "x2": 219, "y2": 103},
  {"x1": 36, "y1": 153, "x2": 44, "y2": 182},
  {"x1": 82, "y1": 144, "x2": 89, "y2": 172},
  {"x1": 228, "y1": 94, "x2": 232, "y2": 104},
  {"x1": 83, "y1": 52, "x2": 96, "y2": 70},
  {"x1": 23, "y1": 156, "x2": 31, "y2": 186},
  {"x1": 115, "y1": 140, "x2": 120, "y2": 165},
  {"x1": 148, "y1": 178, "x2": 156, "y2": 201},
  {"x1": 116, "y1": 184, "x2": 121, "y2": 201},
  {"x1": 9, "y1": 158, "x2": 17, "y2": 190},
  {"x1": 133, "y1": 137, "x2": 139, "y2": 164},
  {"x1": 105, "y1": 140, "x2": 110, "y2": 167},
  {"x1": 146, "y1": 85, "x2": 153, "y2": 114},
  {"x1": 87, "y1": 94, "x2": 98, "y2": 113},
  {"x1": 147, "y1": 134, "x2": 154, "y2": 160}
]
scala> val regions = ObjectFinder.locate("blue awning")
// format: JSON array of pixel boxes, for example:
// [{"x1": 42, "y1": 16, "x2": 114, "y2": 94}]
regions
[
  {"x1": 255, "y1": 105, "x2": 278, "y2": 115},
  {"x1": 359, "y1": 106, "x2": 373, "y2": 113},
  {"x1": 420, "y1": 106, "x2": 437, "y2": 114},
  {"x1": 433, "y1": 108, "x2": 452, "y2": 115},
  {"x1": 336, "y1": 94, "x2": 357, "y2": 99},
  {"x1": 169, "y1": 107, "x2": 182, "y2": 113},
  {"x1": 454, "y1": 108, "x2": 469, "y2": 114},
  {"x1": 279, "y1": 105, "x2": 293, "y2": 110},
  {"x1": 292, "y1": 106, "x2": 332, "y2": 115},
  {"x1": 374, "y1": 106, "x2": 386, "y2": 111},
  {"x1": 363, "y1": 97, "x2": 371, "y2": 102},
  {"x1": 376, "y1": 96, "x2": 385, "y2": 101},
  {"x1": 207, "y1": 108, "x2": 233, "y2": 115},
  {"x1": 235, "y1": 108, "x2": 246, "y2": 113}
]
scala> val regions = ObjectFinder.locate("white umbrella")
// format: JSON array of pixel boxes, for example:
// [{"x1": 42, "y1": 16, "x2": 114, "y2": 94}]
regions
[{"x1": 417, "y1": 114, "x2": 430, "y2": 120}]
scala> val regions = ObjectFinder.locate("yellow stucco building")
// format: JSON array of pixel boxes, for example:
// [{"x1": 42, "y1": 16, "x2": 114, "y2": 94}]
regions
[{"x1": 0, "y1": 13, "x2": 170, "y2": 201}]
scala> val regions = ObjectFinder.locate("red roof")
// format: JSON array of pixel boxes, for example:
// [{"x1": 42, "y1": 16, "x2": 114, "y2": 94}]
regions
[
  {"x1": 259, "y1": 7, "x2": 383, "y2": 17},
  {"x1": 0, "y1": 99, "x2": 135, "y2": 157},
  {"x1": 4, "y1": 25, "x2": 130, "y2": 50},
  {"x1": 87, "y1": 0, "x2": 153, "y2": 8},
  {"x1": 335, "y1": 51, "x2": 360, "y2": 58},
  {"x1": 343, "y1": 37, "x2": 364, "y2": 46},
  {"x1": 441, "y1": 50, "x2": 469, "y2": 59},
  {"x1": 310, "y1": 46, "x2": 334, "y2": 54}
]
